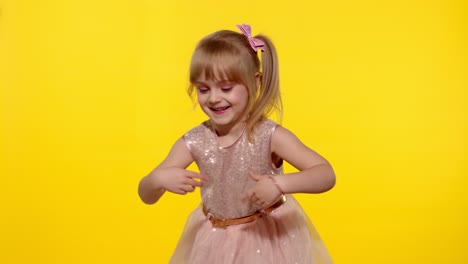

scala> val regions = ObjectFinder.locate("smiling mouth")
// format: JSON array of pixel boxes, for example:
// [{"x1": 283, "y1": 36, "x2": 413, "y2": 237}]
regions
[{"x1": 210, "y1": 106, "x2": 230, "y2": 114}]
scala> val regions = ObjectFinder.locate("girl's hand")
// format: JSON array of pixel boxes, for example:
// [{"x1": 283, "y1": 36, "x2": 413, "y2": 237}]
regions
[
  {"x1": 153, "y1": 167, "x2": 207, "y2": 195},
  {"x1": 244, "y1": 171, "x2": 283, "y2": 208}
]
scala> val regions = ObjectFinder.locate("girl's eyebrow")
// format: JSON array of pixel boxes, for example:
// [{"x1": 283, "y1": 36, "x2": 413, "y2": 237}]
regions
[
  {"x1": 195, "y1": 80, "x2": 234, "y2": 86},
  {"x1": 218, "y1": 80, "x2": 234, "y2": 84},
  {"x1": 215, "y1": 79, "x2": 236, "y2": 86},
  {"x1": 194, "y1": 81, "x2": 211, "y2": 87}
]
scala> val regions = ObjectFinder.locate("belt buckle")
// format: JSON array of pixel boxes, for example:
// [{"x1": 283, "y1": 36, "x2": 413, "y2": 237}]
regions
[
  {"x1": 214, "y1": 219, "x2": 227, "y2": 228},
  {"x1": 207, "y1": 213, "x2": 227, "y2": 228},
  {"x1": 210, "y1": 218, "x2": 227, "y2": 228}
]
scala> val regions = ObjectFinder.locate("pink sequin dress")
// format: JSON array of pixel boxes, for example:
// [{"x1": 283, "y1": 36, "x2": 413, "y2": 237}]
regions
[{"x1": 170, "y1": 119, "x2": 333, "y2": 263}]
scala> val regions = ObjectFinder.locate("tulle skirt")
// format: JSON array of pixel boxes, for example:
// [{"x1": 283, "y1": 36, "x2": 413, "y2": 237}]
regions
[{"x1": 170, "y1": 195, "x2": 333, "y2": 264}]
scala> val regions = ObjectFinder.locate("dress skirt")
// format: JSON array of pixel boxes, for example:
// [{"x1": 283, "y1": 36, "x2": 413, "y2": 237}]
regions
[{"x1": 170, "y1": 195, "x2": 333, "y2": 264}]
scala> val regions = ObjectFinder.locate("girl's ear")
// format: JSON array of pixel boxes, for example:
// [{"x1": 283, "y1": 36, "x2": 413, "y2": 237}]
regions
[{"x1": 255, "y1": 72, "x2": 262, "y2": 87}]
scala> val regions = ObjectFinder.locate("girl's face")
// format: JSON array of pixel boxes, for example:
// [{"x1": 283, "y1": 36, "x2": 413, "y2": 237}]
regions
[{"x1": 195, "y1": 77, "x2": 249, "y2": 133}]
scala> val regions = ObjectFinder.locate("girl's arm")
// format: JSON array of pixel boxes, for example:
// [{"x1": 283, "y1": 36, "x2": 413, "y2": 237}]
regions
[
  {"x1": 271, "y1": 126, "x2": 336, "y2": 194},
  {"x1": 138, "y1": 137, "x2": 204, "y2": 204}
]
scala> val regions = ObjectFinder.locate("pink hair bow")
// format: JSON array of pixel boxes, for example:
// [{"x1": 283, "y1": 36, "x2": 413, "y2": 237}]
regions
[{"x1": 236, "y1": 24, "x2": 265, "y2": 52}]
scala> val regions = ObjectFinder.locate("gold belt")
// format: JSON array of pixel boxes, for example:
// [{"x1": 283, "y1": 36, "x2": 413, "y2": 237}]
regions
[{"x1": 202, "y1": 195, "x2": 287, "y2": 228}]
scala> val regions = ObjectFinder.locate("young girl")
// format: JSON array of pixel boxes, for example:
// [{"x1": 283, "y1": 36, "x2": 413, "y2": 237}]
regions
[{"x1": 138, "y1": 24, "x2": 335, "y2": 263}]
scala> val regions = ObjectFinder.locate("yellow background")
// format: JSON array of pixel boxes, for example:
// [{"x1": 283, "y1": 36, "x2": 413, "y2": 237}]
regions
[{"x1": 1, "y1": 0, "x2": 466, "y2": 263}]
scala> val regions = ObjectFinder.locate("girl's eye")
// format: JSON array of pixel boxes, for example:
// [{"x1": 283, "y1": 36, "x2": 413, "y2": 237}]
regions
[
  {"x1": 196, "y1": 86, "x2": 209, "y2": 93},
  {"x1": 219, "y1": 82, "x2": 234, "y2": 93}
]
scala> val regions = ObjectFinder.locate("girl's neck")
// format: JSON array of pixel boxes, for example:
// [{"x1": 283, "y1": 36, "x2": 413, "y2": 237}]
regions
[
  {"x1": 211, "y1": 120, "x2": 247, "y2": 147},
  {"x1": 212, "y1": 120, "x2": 245, "y2": 136}
]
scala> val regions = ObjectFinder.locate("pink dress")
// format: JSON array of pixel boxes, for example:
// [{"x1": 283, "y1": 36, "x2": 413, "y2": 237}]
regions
[{"x1": 170, "y1": 119, "x2": 333, "y2": 263}]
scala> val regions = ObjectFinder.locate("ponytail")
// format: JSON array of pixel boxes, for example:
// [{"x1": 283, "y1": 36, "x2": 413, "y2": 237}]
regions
[{"x1": 245, "y1": 34, "x2": 283, "y2": 140}]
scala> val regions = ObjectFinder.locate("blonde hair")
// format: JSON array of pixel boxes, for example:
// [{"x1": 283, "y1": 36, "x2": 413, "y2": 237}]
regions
[{"x1": 188, "y1": 29, "x2": 283, "y2": 140}]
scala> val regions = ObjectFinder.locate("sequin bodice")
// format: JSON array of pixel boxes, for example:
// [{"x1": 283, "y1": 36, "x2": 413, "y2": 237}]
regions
[{"x1": 184, "y1": 119, "x2": 282, "y2": 219}]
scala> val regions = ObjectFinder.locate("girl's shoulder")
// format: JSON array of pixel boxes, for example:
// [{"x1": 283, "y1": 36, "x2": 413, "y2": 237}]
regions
[
  {"x1": 255, "y1": 118, "x2": 280, "y2": 133},
  {"x1": 185, "y1": 120, "x2": 211, "y2": 134},
  {"x1": 247, "y1": 118, "x2": 281, "y2": 144},
  {"x1": 183, "y1": 120, "x2": 214, "y2": 141},
  {"x1": 261, "y1": 118, "x2": 278, "y2": 126}
]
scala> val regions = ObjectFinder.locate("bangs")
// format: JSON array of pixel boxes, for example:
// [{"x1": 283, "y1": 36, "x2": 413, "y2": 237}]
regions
[
  {"x1": 190, "y1": 53, "x2": 245, "y2": 84},
  {"x1": 190, "y1": 47, "x2": 249, "y2": 84}
]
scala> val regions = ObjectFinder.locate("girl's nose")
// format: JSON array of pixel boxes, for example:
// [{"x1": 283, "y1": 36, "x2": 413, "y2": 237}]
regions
[{"x1": 208, "y1": 90, "x2": 221, "y2": 103}]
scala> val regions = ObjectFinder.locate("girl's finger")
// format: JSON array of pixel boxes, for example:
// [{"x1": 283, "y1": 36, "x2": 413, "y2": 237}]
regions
[
  {"x1": 185, "y1": 178, "x2": 203, "y2": 187},
  {"x1": 173, "y1": 188, "x2": 187, "y2": 195},
  {"x1": 181, "y1": 184, "x2": 195, "y2": 193},
  {"x1": 198, "y1": 174, "x2": 209, "y2": 181},
  {"x1": 250, "y1": 195, "x2": 260, "y2": 204},
  {"x1": 187, "y1": 171, "x2": 209, "y2": 181},
  {"x1": 244, "y1": 190, "x2": 254, "y2": 201},
  {"x1": 248, "y1": 171, "x2": 262, "y2": 181}
]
